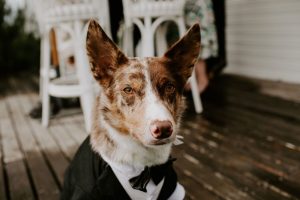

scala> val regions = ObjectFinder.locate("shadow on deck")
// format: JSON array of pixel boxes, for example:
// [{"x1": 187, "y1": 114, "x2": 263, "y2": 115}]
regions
[{"x1": 0, "y1": 73, "x2": 300, "y2": 200}]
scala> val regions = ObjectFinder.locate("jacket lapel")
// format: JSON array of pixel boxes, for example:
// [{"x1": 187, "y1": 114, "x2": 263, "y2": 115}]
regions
[{"x1": 91, "y1": 158, "x2": 131, "y2": 200}]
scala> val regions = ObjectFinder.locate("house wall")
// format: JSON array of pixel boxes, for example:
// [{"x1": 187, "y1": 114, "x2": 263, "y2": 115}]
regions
[{"x1": 225, "y1": 0, "x2": 300, "y2": 83}]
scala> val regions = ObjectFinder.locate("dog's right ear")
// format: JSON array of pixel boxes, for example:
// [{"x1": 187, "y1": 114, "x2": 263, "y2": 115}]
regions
[{"x1": 86, "y1": 19, "x2": 128, "y2": 87}]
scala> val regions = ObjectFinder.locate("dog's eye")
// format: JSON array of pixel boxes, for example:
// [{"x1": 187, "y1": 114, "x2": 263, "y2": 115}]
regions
[
  {"x1": 165, "y1": 83, "x2": 175, "y2": 93},
  {"x1": 123, "y1": 86, "x2": 133, "y2": 94}
]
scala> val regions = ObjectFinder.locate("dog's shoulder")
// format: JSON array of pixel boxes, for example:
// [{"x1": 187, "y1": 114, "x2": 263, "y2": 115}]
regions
[
  {"x1": 60, "y1": 136, "x2": 100, "y2": 199},
  {"x1": 66, "y1": 136, "x2": 100, "y2": 187},
  {"x1": 61, "y1": 136, "x2": 131, "y2": 200}
]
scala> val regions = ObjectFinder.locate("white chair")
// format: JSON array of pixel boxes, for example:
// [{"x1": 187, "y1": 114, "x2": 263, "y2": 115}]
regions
[
  {"x1": 33, "y1": 0, "x2": 111, "y2": 132},
  {"x1": 122, "y1": 0, "x2": 203, "y2": 113}
]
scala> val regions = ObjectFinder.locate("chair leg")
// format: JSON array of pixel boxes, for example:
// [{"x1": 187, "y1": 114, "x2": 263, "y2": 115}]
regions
[
  {"x1": 142, "y1": 17, "x2": 155, "y2": 57},
  {"x1": 41, "y1": 33, "x2": 51, "y2": 127},
  {"x1": 123, "y1": 26, "x2": 134, "y2": 57},
  {"x1": 79, "y1": 92, "x2": 94, "y2": 133},
  {"x1": 39, "y1": 39, "x2": 44, "y2": 101},
  {"x1": 74, "y1": 20, "x2": 94, "y2": 133},
  {"x1": 155, "y1": 23, "x2": 168, "y2": 56},
  {"x1": 135, "y1": 40, "x2": 142, "y2": 57},
  {"x1": 190, "y1": 70, "x2": 203, "y2": 113},
  {"x1": 41, "y1": 91, "x2": 50, "y2": 127},
  {"x1": 177, "y1": 17, "x2": 203, "y2": 113},
  {"x1": 176, "y1": 17, "x2": 186, "y2": 37}
]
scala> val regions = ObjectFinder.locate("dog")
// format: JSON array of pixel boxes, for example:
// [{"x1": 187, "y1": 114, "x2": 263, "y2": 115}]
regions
[{"x1": 61, "y1": 20, "x2": 201, "y2": 200}]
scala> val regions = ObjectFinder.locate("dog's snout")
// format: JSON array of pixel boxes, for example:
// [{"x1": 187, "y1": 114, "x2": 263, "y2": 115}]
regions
[{"x1": 150, "y1": 120, "x2": 173, "y2": 139}]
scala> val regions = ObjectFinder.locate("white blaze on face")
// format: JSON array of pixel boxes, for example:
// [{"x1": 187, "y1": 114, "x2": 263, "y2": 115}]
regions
[{"x1": 142, "y1": 63, "x2": 176, "y2": 142}]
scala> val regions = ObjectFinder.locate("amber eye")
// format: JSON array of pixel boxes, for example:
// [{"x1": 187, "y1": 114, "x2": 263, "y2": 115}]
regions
[
  {"x1": 123, "y1": 86, "x2": 133, "y2": 94},
  {"x1": 165, "y1": 83, "x2": 175, "y2": 93}
]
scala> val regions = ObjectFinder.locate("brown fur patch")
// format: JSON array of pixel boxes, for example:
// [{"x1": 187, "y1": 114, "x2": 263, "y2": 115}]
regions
[
  {"x1": 114, "y1": 64, "x2": 146, "y2": 106},
  {"x1": 146, "y1": 58, "x2": 184, "y2": 122},
  {"x1": 145, "y1": 24, "x2": 201, "y2": 122},
  {"x1": 163, "y1": 24, "x2": 201, "y2": 83},
  {"x1": 86, "y1": 19, "x2": 128, "y2": 88},
  {"x1": 94, "y1": 61, "x2": 147, "y2": 136}
]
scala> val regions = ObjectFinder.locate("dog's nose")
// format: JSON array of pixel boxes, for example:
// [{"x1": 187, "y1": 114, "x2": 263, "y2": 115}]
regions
[{"x1": 150, "y1": 120, "x2": 173, "y2": 139}]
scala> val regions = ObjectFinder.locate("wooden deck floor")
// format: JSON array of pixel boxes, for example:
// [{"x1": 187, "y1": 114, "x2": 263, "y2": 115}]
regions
[{"x1": 0, "y1": 73, "x2": 300, "y2": 200}]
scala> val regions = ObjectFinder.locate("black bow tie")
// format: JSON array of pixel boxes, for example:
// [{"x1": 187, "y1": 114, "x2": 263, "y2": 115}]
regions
[{"x1": 129, "y1": 157, "x2": 176, "y2": 192}]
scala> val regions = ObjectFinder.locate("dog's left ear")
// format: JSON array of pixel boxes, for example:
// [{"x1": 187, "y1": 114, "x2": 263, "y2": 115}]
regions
[
  {"x1": 86, "y1": 19, "x2": 128, "y2": 87},
  {"x1": 163, "y1": 24, "x2": 201, "y2": 83}
]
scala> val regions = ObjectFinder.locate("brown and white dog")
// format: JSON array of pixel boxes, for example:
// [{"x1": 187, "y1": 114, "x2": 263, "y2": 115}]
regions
[{"x1": 61, "y1": 20, "x2": 200, "y2": 200}]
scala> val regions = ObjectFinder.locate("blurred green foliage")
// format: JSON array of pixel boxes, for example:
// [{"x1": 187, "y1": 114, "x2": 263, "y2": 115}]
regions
[{"x1": 0, "y1": 0, "x2": 40, "y2": 76}]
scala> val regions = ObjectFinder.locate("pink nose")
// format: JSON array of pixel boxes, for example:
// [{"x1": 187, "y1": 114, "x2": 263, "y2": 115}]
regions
[{"x1": 150, "y1": 120, "x2": 173, "y2": 139}]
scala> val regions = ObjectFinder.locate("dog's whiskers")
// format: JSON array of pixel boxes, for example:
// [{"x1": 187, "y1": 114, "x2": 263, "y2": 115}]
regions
[{"x1": 173, "y1": 135, "x2": 184, "y2": 146}]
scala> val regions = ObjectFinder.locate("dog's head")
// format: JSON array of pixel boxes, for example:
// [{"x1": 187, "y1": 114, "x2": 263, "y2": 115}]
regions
[{"x1": 87, "y1": 20, "x2": 200, "y2": 147}]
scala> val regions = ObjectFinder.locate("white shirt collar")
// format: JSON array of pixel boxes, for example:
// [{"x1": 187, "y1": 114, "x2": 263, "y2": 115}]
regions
[{"x1": 102, "y1": 154, "x2": 165, "y2": 200}]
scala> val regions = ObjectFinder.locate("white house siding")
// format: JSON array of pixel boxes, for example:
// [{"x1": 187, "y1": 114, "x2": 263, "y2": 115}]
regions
[{"x1": 225, "y1": 0, "x2": 300, "y2": 84}]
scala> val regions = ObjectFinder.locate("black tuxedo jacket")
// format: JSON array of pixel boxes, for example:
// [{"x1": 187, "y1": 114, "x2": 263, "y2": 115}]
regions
[{"x1": 60, "y1": 136, "x2": 178, "y2": 200}]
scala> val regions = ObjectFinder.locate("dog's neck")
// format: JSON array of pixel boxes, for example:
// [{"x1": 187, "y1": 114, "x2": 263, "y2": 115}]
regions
[{"x1": 90, "y1": 106, "x2": 172, "y2": 169}]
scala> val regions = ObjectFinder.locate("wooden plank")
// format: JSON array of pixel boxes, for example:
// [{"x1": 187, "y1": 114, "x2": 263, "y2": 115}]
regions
[
  {"x1": 228, "y1": 105, "x2": 300, "y2": 154},
  {"x1": 1, "y1": 97, "x2": 34, "y2": 200},
  {"x1": 206, "y1": 77, "x2": 300, "y2": 135},
  {"x1": 216, "y1": 104, "x2": 300, "y2": 196},
  {"x1": 202, "y1": 102, "x2": 300, "y2": 161},
  {"x1": 173, "y1": 145, "x2": 254, "y2": 200},
  {"x1": 177, "y1": 125, "x2": 297, "y2": 200},
  {"x1": 6, "y1": 160, "x2": 34, "y2": 200},
  {"x1": 6, "y1": 90, "x2": 60, "y2": 199},
  {"x1": 29, "y1": 118, "x2": 70, "y2": 187},
  {"x1": 56, "y1": 113, "x2": 86, "y2": 133},
  {"x1": 198, "y1": 105, "x2": 300, "y2": 162},
  {"x1": 184, "y1": 116, "x2": 300, "y2": 196},
  {"x1": 0, "y1": 99, "x2": 23, "y2": 163},
  {"x1": 73, "y1": 115, "x2": 88, "y2": 132},
  {"x1": 174, "y1": 165, "x2": 222, "y2": 200},
  {"x1": 24, "y1": 93, "x2": 70, "y2": 187},
  {"x1": 186, "y1": 76, "x2": 300, "y2": 198},
  {"x1": 198, "y1": 108, "x2": 300, "y2": 198},
  {"x1": 213, "y1": 75, "x2": 300, "y2": 103},
  {"x1": 49, "y1": 124, "x2": 79, "y2": 161},
  {"x1": 61, "y1": 116, "x2": 88, "y2": 145},
  {"x1": 200, "y1": 106, "x2": 299, "y2": 170},
  {"x1": 15, "y1": 75, "x2": 70, "y2": 188}
]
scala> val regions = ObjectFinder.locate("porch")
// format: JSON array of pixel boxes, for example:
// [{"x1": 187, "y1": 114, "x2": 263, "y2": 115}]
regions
[{"x1": 0, "y1": 73, "x2": 299, "y2": 200}]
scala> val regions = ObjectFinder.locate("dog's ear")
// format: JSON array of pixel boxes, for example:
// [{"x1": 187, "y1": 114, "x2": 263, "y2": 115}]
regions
[
  {"x1": 86, "y1": 19, "x2": 128, "y2": 87},
  {"x1": 163, "y1": 24, "x2": 201, "y2": 83}
]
